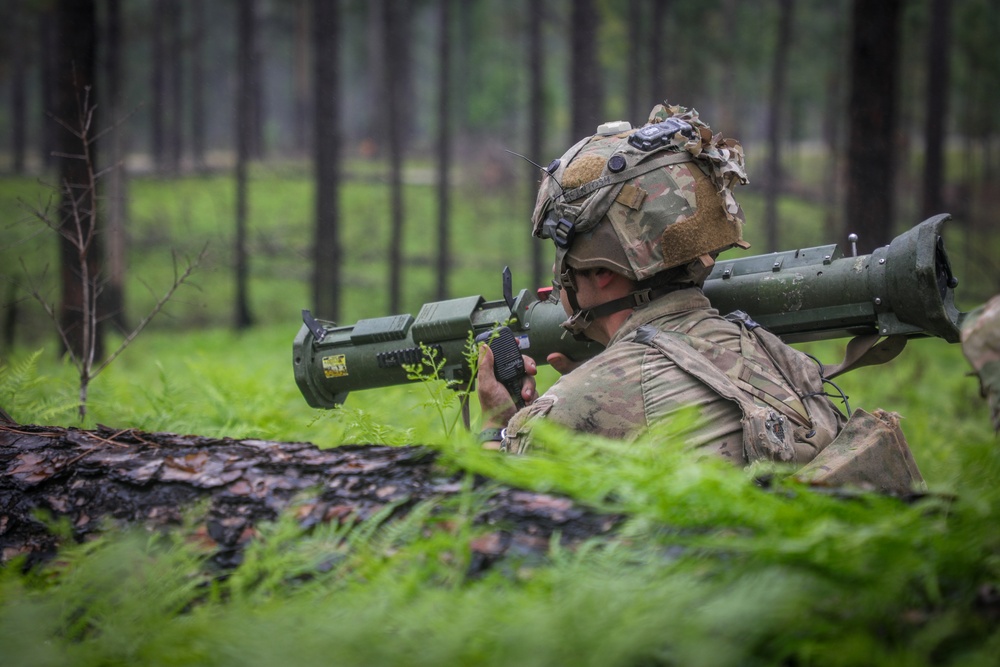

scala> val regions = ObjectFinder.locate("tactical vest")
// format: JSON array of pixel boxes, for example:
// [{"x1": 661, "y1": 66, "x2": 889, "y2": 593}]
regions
[{"x1": 631, "y1": 311, "x2": 846, "y2": 464}]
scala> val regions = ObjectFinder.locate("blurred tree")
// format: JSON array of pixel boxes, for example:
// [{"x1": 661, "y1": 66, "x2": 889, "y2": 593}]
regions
[
  {"x1": 9, "y1": 0, "x2": 28, "y2": 173},
  {"x1": 246, "y1": 0, "x2": 264, "y2": 160},
  {"x1": 435, "y1": 0, "x2": 452, "y2": 301},
  {"x1": 311, "y1": 0, "x2": 342, "y2": 322},
  {"x1": 648, "y1": 0, "x2": 666, "y2": 102},
  {"x1": 384, "y1": 0, "x2": 410, "y2": 313},
  {"x1": 40, "y1": 7, "x2": 57, "y2": 170},
  {"x1": 920, "y1": 0, "x2": 951, "y2": 220},
  {"x1": 764, "y1": 0, "x2": 794, "y2": 252},
  {"x1": 152, "y1": 0, "x2": 165, "y2": 170},
  {"x1": 54, "y1": 0, "x2": 103, "y2": 361},
  {"x1": 294, "y1": 0, "x2": 310, "y2": 156},
  {"x1": 845, "y1": 0, "x2": 902, "y2": 254},
  {"x1": 165, "y1": 0, "x2": 182, "y2": 173},
  {"x1": 191, "y1": 0, "x2": 206, "y2": 168},
  {"x1": 570, "y1": 0, "x2": 602, "y2": 141},
  {"x1": 820, "y1": 0, "x2": 849, "y2": 243},
  {"x1": 363, "y1": 0, "x2": 386, "y2": 157},
  {"x1": 626, "y1": 0, "x2": 643, "y2": 124},
  {"x1": 103, "y1": 0, "x2": 129, "y2": 333},
  {"x1": 527, "y1": 0, "x2": 546, "y2": 289},
  {"x1": 234, "y1": 0, "x2": 256, "y2": 330}
]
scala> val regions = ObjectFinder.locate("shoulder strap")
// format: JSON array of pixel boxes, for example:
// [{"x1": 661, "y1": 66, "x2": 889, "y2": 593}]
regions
[{"x1": 632, "y1": 325, "x2": 797, "y2": 461}]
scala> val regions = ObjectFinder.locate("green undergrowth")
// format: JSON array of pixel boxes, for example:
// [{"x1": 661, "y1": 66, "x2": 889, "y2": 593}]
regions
[
  {"x1": 2, "y1": 168, "x2": 999, "y2": 664},
  {"x1": 2, "y1": 327, "x2": 1000, "y2": 665}
]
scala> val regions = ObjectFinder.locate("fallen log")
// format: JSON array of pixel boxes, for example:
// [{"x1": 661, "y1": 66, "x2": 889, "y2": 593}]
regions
[{"x1": 0, "y1": 423, "x2": 619, "y2": 570}]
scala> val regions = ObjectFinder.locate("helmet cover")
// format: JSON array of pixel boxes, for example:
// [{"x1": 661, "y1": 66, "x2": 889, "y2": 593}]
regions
[{"x1": 532, "y1": 103, "x2": 750, "y2": 284}]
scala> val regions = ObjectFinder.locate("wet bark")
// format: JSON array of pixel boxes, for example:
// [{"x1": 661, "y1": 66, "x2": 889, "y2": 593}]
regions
[{"x1": 0, "y1": 424, "x2": 619, "y2": 571}]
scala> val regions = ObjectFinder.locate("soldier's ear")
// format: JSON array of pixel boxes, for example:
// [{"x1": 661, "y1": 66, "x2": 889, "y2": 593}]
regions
[{"x1": 593, "y1": 268, "x2": 620, "y2": 289}]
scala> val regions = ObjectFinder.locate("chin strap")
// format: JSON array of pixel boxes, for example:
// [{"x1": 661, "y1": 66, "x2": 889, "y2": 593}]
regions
[{"x1": 561, "y1": 281, "x2": 694, "y2": 337}]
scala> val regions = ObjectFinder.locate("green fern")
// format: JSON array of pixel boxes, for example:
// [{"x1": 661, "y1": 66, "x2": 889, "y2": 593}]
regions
[
  {"x1": 402, "y1": 334, "x2": 480, "y2": 438},
  {"x1": 0, "y1": 349, "x2": 76, "y2": 424}
]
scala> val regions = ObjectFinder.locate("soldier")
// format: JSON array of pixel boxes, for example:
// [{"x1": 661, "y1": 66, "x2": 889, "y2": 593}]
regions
[{"x1": 476, "y1": 103, "x2": 845, "y2": 463}]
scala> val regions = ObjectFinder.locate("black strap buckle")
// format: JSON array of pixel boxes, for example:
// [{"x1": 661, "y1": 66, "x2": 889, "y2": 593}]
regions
[{"x1": 552, "y1": 218, "x2": 576, "y2": 249}]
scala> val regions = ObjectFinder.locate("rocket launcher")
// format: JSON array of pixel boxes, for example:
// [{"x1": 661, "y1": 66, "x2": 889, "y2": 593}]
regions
[{"x1": 294, "y1": 214, "x2": 964, "y2": 409}]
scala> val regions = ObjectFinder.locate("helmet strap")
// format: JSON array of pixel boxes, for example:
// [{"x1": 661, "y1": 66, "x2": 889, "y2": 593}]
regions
[{"x1": 561, "y1": 280, "x2": 693, "y2": 337}]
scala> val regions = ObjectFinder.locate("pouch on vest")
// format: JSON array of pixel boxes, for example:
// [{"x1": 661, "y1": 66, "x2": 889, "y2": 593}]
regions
[{"x1": 793, "y1": 408, "x2": 926, "y2": 495}]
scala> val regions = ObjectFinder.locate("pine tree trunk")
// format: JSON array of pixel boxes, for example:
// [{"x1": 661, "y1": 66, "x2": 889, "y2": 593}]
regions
[
  {"x1": 9, "y1": 0, "x2": 27, "y2": 174},
  {"x1": 384, "y1": 0, "x2": 408, "y2": 314},
  {"x1": 845, "y1": 0, "x2": 902, "y2": 254},
  {"x1": 527, "y1": 0, "x2": 546, "y2": 290},
  {"x1": 569, "y1": 0, "x2": 602, "y2": 141},
  {"x1": 151, "y1": 0, "x2": 166, "y2": 171},
  {"x1": 435, "y1": 0, "x2": 452, "y2": 301},
  {"x1": 190, "y1": 0, "x2": 206, "y2": 169},
  {"x1": 55, "y1": 0, "x2": 103, "y2": 363},
  {"x1": 311, "y1": 0, "x2": 342, "y2": 322},
  {"x1": 0, "y1": 423, "x2": 620, "y2": 571},
  {"x1": 921, "y1": 0, "x2": 952, "y2": 219},
  {"x1": 234, "y1": 0, "x2": 256, "y2": 330},
  {"x1": 104, "y1": 0, "x2": 129, "y2": 333},
  {"x1": 764, "y1": 0, "x2": 794, "y2": 253}
]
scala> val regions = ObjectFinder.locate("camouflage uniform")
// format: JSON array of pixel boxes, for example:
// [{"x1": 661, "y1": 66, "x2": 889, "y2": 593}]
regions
[
  {"x1": 501, "y1": 288, "x2": 843, "y2": 464},
  {"x1": 961, "y1": 294, "x2": 1000, "y2": 431}
]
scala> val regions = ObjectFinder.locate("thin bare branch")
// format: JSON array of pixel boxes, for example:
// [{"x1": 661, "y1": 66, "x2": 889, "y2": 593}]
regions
[
  {"x1": 50, "y1": 151, "x2": 88, "y2": 160},
  {"x1": 94, "y1": 244, "x2": 208, "y2": 376}
]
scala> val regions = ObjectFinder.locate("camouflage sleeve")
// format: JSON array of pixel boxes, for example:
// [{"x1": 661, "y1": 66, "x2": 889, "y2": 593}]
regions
[
  {"x1": 499, "y1": 395, "x2": 557, "y2": 454},
  {"x1": 961, "y1": 294, "x2": 1000, "y2": 432}
]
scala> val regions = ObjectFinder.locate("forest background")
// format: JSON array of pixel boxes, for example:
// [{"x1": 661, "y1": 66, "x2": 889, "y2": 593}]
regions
[{"x1": 1, "y1": 1, "x2": 1000, "y2": 665}]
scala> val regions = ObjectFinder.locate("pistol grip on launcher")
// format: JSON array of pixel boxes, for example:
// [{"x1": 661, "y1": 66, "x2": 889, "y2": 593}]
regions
[{"x1": 475, "y1": 326, "x2": 526, "y2": 409}]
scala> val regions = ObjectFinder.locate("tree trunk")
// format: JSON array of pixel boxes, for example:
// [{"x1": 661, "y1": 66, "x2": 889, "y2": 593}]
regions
[
  {"x1": 9, "y1": 0, "x2": 27, "y2": 173},
  {"x1": 234, "y1": 0, "x2": 256, "y2": 330},
  {"x1": 716, "y1": 0, "x2": 740, "y2": 144},
  {"x1": 626, "y1": 0, "x2": 643, "y2": 124},
  {"x1": 311, "y1": 0, "x2": 342, "y2": 322},
  {"x1": 764, "y1": 0, "x2": 794, "y2": 253},
  {"x1": 151, "y1": 0, "x2": 166, "y2": 171},
  {"x1": 384, "y1": 0, "x2": 408, "y2": 313},
  {"x1": 294, "y1": 0, "x2": 310, "y2": 157},
  {"x1": 40, "y1": 9, "x2": 58, "y2": 170},
  {"x1": 190, "y1": 0, "x2": 206, "y2": 169},
  {"x1": 845, "y1": 0, "x2": 902, "y2": 254},
  {"x1": 921, "y1": 0, "x2": 952, "y2": 220},
  {"x1": 55, "y1": 0, "x2": 103, "y2": 363},
  {"x1": 0, "y1": 423, "x2": 620, "y2": 571},
  {"x1": 649, "y1": 0, "x2": 671, "y2": 103},
  {"x1": 363, "y1": 0, "x2": 385, "y2": 158},
  {"x1": 165, "y1": 0, "x2": 183, "y2": 174},
  {"x1": 570, "y1": 0, "x2": 603, "y2": 141},
  {"x1": 104, "y1": 0, "x2": 129, "y2": 333},
  {"x1": 435, "y1": 0, "x2": 452, "y2": 301},
  {"x1": 527, "y1": 0, "x2": 546, "y2": 290},
  {"x1": 247, "y1": 0, "x2": 264, "y2": 160}
]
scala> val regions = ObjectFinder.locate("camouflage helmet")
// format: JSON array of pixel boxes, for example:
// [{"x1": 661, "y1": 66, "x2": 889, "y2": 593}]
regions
[
  {"x1": 534, "y1": 103, "x2": 749, "y2": 280},
  {"x1": 531, "y1": 103, "x2": 750, "y2": 335}
]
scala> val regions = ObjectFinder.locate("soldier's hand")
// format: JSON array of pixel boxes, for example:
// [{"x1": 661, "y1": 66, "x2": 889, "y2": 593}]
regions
[
  {"x1": 547, "y1": 352, "x2": 583, "y2": 375},
  {"x1": 477, "y1": 344, "x2": 538, "y2": 428}
]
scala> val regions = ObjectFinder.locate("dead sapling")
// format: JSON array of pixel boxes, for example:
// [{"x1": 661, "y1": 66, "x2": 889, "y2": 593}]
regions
[{"x1": 19, "y1": 83, "x2": 206, "y2": 421}]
